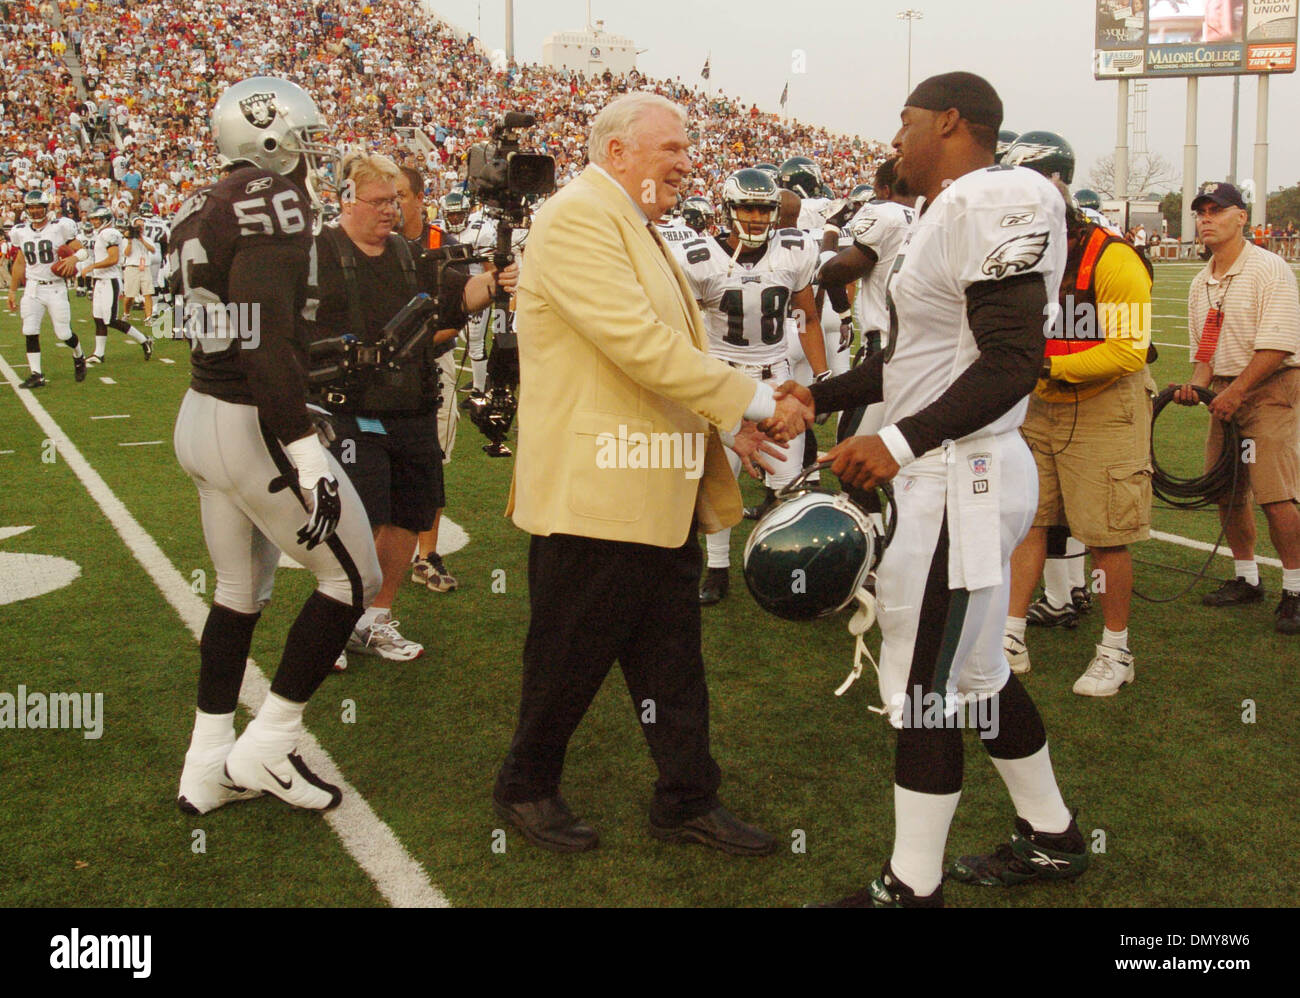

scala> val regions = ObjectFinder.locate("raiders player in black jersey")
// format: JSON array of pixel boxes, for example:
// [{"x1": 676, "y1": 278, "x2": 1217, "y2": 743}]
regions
[{"x1": 172, "y1": 77, "x2": 382, "y2": 815}]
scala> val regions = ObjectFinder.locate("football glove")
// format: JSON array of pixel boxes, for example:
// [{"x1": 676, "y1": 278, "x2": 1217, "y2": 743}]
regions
[
  {"x1": 284, "y1": 435, "x2": 341, "y2": 550},
  {"x1": 838, "y1": 316, "x2": 853, "y2": 352}
]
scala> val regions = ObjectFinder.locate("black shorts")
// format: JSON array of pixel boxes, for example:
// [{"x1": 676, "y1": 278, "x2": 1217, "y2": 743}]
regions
[{"x1": 329, "y1": 411, "x2": 443, "y2": 532}]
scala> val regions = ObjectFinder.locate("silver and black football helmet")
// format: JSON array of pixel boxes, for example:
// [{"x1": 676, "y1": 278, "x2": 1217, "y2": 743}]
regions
[{"x1": 210, "y1": 76, "x2": 337, "y2": 209}]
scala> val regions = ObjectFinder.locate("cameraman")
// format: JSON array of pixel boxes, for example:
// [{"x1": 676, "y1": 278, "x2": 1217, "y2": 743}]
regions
[
  {"x1": 121, "y1": 215, "x2": 153, "y2": 320},
  {"x1": 310, "y1": 152, "x2": 515, "y2": 662}
]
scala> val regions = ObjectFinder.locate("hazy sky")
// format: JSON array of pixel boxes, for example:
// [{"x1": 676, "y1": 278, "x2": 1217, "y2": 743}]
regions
[{"x1": 425, "y1": 0, "x2": 1300, "y2": 195}]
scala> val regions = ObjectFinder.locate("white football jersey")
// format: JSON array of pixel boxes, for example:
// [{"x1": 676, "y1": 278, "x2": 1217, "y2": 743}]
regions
[
  {"x1": 143, "y1": 217, "x2": 170, "y2": 263},
  {"x1": 656, "y1": 217, "x2": 694, "y2": 245},
  {"x1": 797, "y1": 196, "x2": 836, "y2": 235},
  {"x1": 880, "y1": 166, "x2": 1066, "y2": 448},
  {"x1": 89, "y1": 225, "x2": 125, "y2": 280},
  {"x1": 463, "y1": 215, "x2": 497, "y2": 276},
  {"x1": 678, "y1": 229, "x2": 818, "y2": 366},
  {"x1": 847, "y1": 200, "x2": 916, "y2": 337},
  {"x1": 9, "y1": 216, "x2": 78, "y2": 282}
]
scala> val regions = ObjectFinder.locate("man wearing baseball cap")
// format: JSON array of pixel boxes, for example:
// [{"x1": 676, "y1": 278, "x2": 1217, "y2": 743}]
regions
[{"x1": 1173, "y1": 181, "x2": 1300, "y2": 633}]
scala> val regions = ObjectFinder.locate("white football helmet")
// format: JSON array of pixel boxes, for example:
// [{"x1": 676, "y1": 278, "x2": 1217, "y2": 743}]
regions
[{"x1": 210, "y1": 77, "x2": 337, "y2": 209}]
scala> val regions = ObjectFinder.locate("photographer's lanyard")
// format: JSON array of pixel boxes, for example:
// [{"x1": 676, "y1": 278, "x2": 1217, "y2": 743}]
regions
[{"x1": 1194, "y1": 275, "x2": 1234, "y2": 365}]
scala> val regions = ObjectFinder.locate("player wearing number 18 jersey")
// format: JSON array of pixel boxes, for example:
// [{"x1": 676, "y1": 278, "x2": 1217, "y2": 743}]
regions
[
  {"x1": 170, "y1": 77, "x2": 380, "y2": 817},
  {"x1": 677, "y1": 167, "x2": 827, "y2": 604}
]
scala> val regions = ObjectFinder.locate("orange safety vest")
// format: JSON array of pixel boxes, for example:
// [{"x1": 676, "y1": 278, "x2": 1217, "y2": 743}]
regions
[{"x1": 1047, "y1": 223, "x2": 1149, "y2": 358}]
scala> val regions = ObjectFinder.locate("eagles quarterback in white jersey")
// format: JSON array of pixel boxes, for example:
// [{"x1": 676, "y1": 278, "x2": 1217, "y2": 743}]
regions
[
  {"x1": 768, "y1": 73, "x2": 1088, "y2": 908},
  {"x1": 677, "y1": 167, "x2": 828, "y2": 605},
  {"x1": 6, "y1": 190, "x2": 87, "y2": 387}
]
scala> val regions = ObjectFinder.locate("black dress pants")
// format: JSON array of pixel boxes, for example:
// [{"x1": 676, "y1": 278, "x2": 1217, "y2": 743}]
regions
[{"x1": 494, "y1": 531, "x2": 722, "y2": 823}]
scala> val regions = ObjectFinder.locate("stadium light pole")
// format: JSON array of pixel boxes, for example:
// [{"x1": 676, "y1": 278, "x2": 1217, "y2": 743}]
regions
[{"x1": 897, "y1": 9, "x2": 923, "y2": 94}]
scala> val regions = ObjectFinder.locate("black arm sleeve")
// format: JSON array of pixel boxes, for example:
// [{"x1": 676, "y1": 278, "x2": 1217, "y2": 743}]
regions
[
  {"x1": 231, "y1": 243, "x2": 313, "y2": 445},
  {"x1": 809, "y1": 349, "x2": 885, "y2": 414},
  {"x1": 824, "y1": 280, "x2": 851, "y2": 313},
  {"x1": 818, "y1": 244, "x2": 876, "y2": 289},
  {"x1": 893, "y1": 272, "x2": 1047, "y2": 457}
]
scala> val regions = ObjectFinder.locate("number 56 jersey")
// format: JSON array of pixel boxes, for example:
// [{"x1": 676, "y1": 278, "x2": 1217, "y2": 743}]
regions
[{"x1": 675, "y1": 229, "x2": 817, "y2": 366}]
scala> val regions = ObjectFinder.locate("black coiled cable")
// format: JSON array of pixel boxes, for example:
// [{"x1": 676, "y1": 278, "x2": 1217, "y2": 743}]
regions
[{"x1": 1150, "y1": 385, "x2": 1242, "y2": 509}]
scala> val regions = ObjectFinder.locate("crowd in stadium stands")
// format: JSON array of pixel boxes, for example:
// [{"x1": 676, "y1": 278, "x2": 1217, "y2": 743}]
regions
[{"x1": 0, "y1": 0, "x2": 890, "y2": 233}]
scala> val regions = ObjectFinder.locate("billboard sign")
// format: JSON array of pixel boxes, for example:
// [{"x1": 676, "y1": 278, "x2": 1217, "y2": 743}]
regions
[{"x1": 1095, "y1": 0, "x2": 1297, "y2": 76}]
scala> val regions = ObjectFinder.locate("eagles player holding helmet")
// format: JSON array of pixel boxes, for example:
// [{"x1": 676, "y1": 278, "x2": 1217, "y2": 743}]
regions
[
  {"x1": 171, "y1": 77, "x2": 381, "y2": 814},
  {"x1": 7, "y1": 190, "x2": 87, "y2": 388},
  {"x1": 678, "y1": 167, "x2": 827, "y2": 604},
  {"x1": 766, "y1": 73, "x2": 1088, "y2": 907}
]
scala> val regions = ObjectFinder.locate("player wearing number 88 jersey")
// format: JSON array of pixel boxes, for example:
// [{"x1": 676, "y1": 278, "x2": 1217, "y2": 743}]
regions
[
  {"x1": 7, "y1": 192, "x2": 86, "y2": 387},
  {"x1": 676, "y1": 168, "x2": 829, "y2": 603}
]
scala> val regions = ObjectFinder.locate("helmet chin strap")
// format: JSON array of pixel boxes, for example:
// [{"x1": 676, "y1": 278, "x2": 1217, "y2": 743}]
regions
[{"x1": 840, "y1": 584, "x2": 888, "y2": 711}]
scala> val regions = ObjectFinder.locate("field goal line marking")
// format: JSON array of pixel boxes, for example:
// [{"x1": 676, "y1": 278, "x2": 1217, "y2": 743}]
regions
[{"x1": 0, "y1": 354, "x2": 448, "y2": 909}]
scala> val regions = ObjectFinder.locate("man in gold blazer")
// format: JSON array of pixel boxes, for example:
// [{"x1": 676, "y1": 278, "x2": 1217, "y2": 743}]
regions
[{"x1": 493, "y1": 93, "x2": 784, "y2": 855}]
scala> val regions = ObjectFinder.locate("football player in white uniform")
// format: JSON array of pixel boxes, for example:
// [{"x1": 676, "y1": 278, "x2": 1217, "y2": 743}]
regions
[
  {"x1": 656, "y1": 196, "x2": 695, "y2": 245},
  {"x1": 817, "y1": 156, "x2": 917, "y2": 439},
  {"x1": 79, "y1": 206, "x2": 152, "y2": 363},
  {"x1": 679, "y1": 168, "x2": 828, "y2": 604},
  {"x1": 460, "y1": 208, "x2": 525, "y2": 401},
  {"x1": 6, "y1": 190, "x2": 87, "y2": 388},
  {"x1": 139, "y1": 203, "x2": 171, "y2": 319},
  {"x1": 767, "y1": 73, "x2": 1088, "y2": 907}
]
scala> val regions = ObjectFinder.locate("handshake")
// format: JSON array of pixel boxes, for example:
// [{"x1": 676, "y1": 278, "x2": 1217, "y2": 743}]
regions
[{"x1": 736, "y1": 380, "x2": 902, "y2": 492}]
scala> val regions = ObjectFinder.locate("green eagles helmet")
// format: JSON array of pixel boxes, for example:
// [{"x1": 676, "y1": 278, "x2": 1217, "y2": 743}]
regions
[
  {"x1": 753, "y1": 162, "x2": 779, "y2": 179},
  {"x1": 23, "y1": 189, "x2": 51, "y2": 223},
  {"x1": 1002, "y1": 131, "x2": 1075, "y2": 185},
  {"x1": 777, "y1": 156, "x2": 823, "y2": 199},
  {"x1": 743, "y1": 490, "x2": 880, "y2": 621},
  {"x1": 722, "y1": 168, "x2": 781, "y2": 248},
  {"x1": 849, "y1": 184, "x2": 875, "y2": 207},
  {"x1": 1074, "y1": 188, "x2": 1102, "y2": 211},
  {"x1": 137, "y1": 202, "x2": 155, "y2": 218},
  {"x1": 681, "y1": 196, "x2": 714, "y2": 233},
  {"x1": 994, "y1": 130, "x2": 1020, "y2": 164},
  {"x1": 440, "y1": 191, "x2": 471, "y2": 233},
  {"x1": 88, "y1": 205, "x2": 112, "y2": 228}
]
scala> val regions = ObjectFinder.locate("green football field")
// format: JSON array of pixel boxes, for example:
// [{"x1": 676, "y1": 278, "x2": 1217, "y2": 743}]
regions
[{"x1": 1, "y1": 261, "x2": 1297, "y2": 908}]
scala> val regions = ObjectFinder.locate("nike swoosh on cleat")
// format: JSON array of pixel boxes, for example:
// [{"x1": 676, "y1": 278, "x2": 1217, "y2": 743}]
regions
[{"x1": 263, "y1": 765, "x2": 293, "y2": 790}]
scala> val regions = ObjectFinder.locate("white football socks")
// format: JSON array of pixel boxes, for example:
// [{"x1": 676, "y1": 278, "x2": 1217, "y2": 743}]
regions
[
  {"x1": 1005, "y1": 615, "x2": 1027, "y2": 641},
  {"x1": 1282, "y1": 567, "x2": 1300, "y2": 594},
  {"x1": 1101, "y1": 627, "x2": 1129, "y2": 651},
  {"x1": 1235, "y1": 560, "x2": 1260, "y2": 586},
  {"x1": 186, "y1": 708, "x2": 236, "y2": 752},
  {"x1": 990, "y1": 743, "x2": 1071, "y2": 835},
  {"x1": 890, "y1": 786, "x2": 961, "y2": 897},
  {"x1": 26, "y1": 351, "x2": 42, "y2": 376}
]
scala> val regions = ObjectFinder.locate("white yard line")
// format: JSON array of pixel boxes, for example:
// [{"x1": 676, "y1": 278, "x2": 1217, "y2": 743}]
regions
[
  {"x1": 98, "y1": 377, "x2": 115, "y2": 384},
  {"x1": 0, "y1": 353, "x2": 448, "y2": 909},
  {"x1": 117, "y1": 440, "x2": 163, "y2": 447},
  {"x1": 1151, "y1": 529, "x2": 1283, "y2": 569},
  {"x1": 91, "y1": 414, "x2": 131, "y2": 420}
]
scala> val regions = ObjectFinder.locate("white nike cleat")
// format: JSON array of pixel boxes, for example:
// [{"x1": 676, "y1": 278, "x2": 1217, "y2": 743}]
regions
[
  {"x1": 1003, "y1": 632, "x2": 1031, "y2": 675},
  {"x1": 223, "y1": 741, "x2": 342, "y2": 811},
  {"x1": 1072, "y1": 645, "x2": 1135, "y2": 697},
  {"x1": 177, "y1": 738, "x2": 263, "y2": 815}
]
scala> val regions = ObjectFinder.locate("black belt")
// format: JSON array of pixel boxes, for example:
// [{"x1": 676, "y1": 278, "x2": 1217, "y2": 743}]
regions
[{"x1": 728, "y1": 359, "x2": 776, "y2": 380}]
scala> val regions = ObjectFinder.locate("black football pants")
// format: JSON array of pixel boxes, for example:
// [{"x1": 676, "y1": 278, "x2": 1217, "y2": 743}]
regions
[{"x1": 494, "y1": 531, "x2": 722, "y2": 823}]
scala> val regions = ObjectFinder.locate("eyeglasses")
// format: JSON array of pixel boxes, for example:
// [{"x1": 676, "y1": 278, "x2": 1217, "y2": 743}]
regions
[{"x1": 352, "y1": 195, "x2": 401, "y2": 212}]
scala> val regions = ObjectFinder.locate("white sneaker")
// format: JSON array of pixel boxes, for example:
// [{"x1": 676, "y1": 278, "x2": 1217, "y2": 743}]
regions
[
  {"x1": 347, "y1": 611, "x2": 424, "y2": 661},
  {"x1": 1072, "y1": 645, "x2": 1135, "y2": 697},
  {"x1": 333, "y1": 649, "x2": 347, "y2": 672},
  {"x1": 1003, "y1": 632, "x2": 1031, "y2": 675},
  {"x1": 224, "y1": 739, "x2": 342, "y2": 811},
  {"x1": 177, "y1": 738, "x2": 263, "y2": 815}
]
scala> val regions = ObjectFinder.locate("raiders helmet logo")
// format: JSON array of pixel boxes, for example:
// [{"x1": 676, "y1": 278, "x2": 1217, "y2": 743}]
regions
[
  {"x1": 238, "y1": 92, "x2": 279, "y2": 128},
  {"x1": 981, "y1": 231, "x2": 1049, "y2": 279}
]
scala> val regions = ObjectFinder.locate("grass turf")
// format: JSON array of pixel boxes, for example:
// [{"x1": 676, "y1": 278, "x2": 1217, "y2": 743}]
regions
[{"x1": 0, "y1": 262, "x2": 1296, "y2": 907}]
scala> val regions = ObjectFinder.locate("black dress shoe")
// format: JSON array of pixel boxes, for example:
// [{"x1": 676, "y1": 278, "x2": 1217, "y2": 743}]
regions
[
  {"x1": 699, "y1": 567, "x2": 729, "y2": 605},
  {"x1": 1276, "y1": 590, "x2": 1300, "y2": 634},
  {"x1": 1202, "y1": 577, "x2": 1264, "y2": 607},
  {"x1": 649, "y1": 805, "x2": 775, "y2": 856},
  {"x1": 492, "y1": 794, "x2": 599, "y2": 853}
]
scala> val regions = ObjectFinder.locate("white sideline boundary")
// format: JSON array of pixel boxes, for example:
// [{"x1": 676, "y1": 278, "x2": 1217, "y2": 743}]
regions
[
  {"x1": 0, "y1": 355, "x2": 448, "y2": 909},
  {"x1": 1151, "y1": 529, "x2": 1283, "y2": 569}
]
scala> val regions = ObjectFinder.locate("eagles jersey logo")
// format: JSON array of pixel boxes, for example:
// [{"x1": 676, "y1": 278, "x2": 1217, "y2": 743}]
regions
[
  {"x1": 849, "y1": 215, "x2": 878, "y2": 241},
  {"x1": 981, "y1": 231, "x2": 1049, "y2": 279},
  {"x1": 238, "y1": 92, "x2": 278, "y2": 128}
]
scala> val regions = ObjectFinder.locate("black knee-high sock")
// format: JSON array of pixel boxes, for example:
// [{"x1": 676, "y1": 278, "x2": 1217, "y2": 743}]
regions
[
  {"x1": 197, "y1": 604, "x2": 260, "y2": 714},
  {"x1": 979, "y1": 673, "x2": 1048, "y2": 760},
  {"x1": 270, "y1": 590, "x2": 364, "y2": 703}
]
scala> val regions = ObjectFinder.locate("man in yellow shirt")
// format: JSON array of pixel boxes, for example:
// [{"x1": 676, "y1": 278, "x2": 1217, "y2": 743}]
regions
[{"x1": 1006, "y1": 178, "x2": 1154, "y2": 696}]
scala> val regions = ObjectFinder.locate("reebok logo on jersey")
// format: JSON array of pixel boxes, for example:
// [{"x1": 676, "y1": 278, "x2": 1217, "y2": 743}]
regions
[
  {"x1": 1000, "y1": 211, "x2": 1035, "y2": 227},
  {"x1": 980, "y1": 231, "x2": 1049, "y2": 279},
  {"x1": 244, "y1": 176, "x2": 274, "y2": 195}
]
